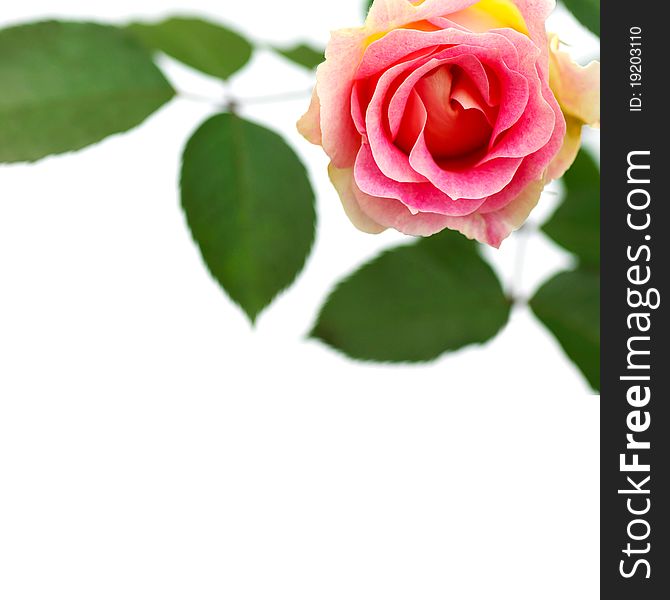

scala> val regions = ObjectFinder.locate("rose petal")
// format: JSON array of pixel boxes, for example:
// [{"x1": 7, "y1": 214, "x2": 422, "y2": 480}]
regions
[
  {"x1": 463, "y1": 176, "x2": 544, "y2": 246},
  {"x1": 314, "y1": 28, "x2": 369, "y2": 168},
  {"x1": 510, "y1": 0, "x2": 555, "y2": 77},
  {"x1": 328, "y1": 164, "x2": 387, "y2": 233},
  {"x1": 399, "y1": 176, "x2": 544, "y2": 246},
  {"x1": 364, "y1": 50, "x2": 441, "y2": 183},
  {"x1": 448, "y1": 0, "x2": 529, "y2": 33},
  {"x1": 479, "y1": 73, "x2": 564, "y2": 212},
  {"x1": 482, "y1": 28, "x2": 556, "y2": 160},
  {"x1": 366, "y1": 0, "x2": 482, "y2": 30},
  {"x1": 394, "y1": 89, "x2": 430, "y2": 154},
  {"x1": 409, "y1": 124, "x2": 523, "y2": 199},
  {"x1": 449, "y1": 70, "x2": 497, "y2": 124},
  {"x1": 356, "y1": 27, "x2": 521, "y2": 79},
  {"x1": 297, "y1": 88, "x2": 322, "y2": 146},
  {"x1": 355, "y1": 143, "x2": 489, "y2": 215},
  {"x1": 549, "y1": 34, "x2": 600, "y2": 127},
  {"x1": 355, "y1": 187, "x2": 456, "y2": 237},
  {"x1": 545, "y1": 114, "x2": 582, "y2": 180},
  {"x1": 351, "y1": 164, "x2": 545, "y2": 246}
]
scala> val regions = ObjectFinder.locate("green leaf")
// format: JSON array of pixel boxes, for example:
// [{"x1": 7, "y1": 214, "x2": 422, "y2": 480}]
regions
[
  {"x1": 180, "y1": 113, "x2": 316, "y2": 322},
  {"x1": 365, "y1": 0, "x2": 375, "y2": 17},
  {"x1": 543, "y1": 148, "x2": 600, "y2": 267},
  {"x1": 311, "y1": 232, "x2": 511, "y2": 362},
  {"x1": 0, "y1": 21, "x2": 174, "y2": 163},
  {"x1": 273, "y1": 43, "x2": 324, "y2": 70},
  {"x1": 561, "y1": 0, "x2": 600, "y2": 36},
  {"x1": 530, "y1": 268, "x2": 600, "y2": 391},
  {"x1": 127, "y1": 17, "x2": 252, "y2": 80}
]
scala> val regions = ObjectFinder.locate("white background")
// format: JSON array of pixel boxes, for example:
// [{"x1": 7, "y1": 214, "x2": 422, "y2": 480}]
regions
[{"x1": 0, "y1": 2, "x2": 600, "y2": 599}]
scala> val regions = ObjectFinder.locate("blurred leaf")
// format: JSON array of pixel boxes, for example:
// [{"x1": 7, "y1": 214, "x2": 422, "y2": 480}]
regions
[
  {"x1": 561, "y1": 0, "x2": 600, "y2": 36},
  {"x1": 128, "y1": 17, "x2": 252, "y2": 80},
  {"x1": 0, "y1": 21, "x2": 174, "y2": 163},
  {"x1": 311, "y1": 232, "x2": 511, "y2": 361},
  {"x1": 365, "y1": 0, "x2": 374, "y2": 17},
  {"x1": 180, "y1": 113, "x2": 316, "y2": 322},
  {"x1": 530, "y1": 268, "x2": 600, "y2": 391},
  {"x1": 543, "y1": 148, "x2": 600, "y2": 267},
  {"x1": 273, "y1": 43, "x2": 324, "y2": 70}
]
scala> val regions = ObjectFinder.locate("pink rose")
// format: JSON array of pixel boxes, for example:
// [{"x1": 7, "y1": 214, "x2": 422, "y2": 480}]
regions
[{"x1": 298, "y1": 0, "x2": 600, "y2": 247}]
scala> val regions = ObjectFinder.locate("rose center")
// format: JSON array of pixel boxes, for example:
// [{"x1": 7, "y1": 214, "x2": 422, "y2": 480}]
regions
[{"x1": 395, "y1": 65, "x2": 495, "y2": 162}]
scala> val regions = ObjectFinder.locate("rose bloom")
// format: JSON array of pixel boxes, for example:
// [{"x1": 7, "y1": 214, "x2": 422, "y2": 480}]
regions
[{"x1": 298, "y1": 0, "x2": 599, "y2": 246}]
